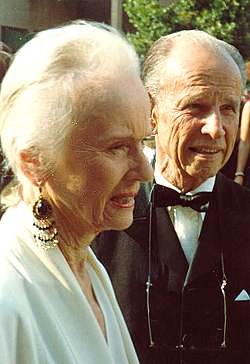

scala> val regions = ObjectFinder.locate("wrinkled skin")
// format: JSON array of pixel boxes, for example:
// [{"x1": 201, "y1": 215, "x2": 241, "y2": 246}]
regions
[
  {"x1": 152, "y1": 41, "x2": 242, "y2": 192},
  {"x1": 45, "y1": 78, "x2": 153, "y2": 245}
]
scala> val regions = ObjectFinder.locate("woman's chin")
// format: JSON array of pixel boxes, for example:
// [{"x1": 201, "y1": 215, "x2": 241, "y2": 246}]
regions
[{"x1": 103, "y1": 214, "x2": 134, "y2": 232}]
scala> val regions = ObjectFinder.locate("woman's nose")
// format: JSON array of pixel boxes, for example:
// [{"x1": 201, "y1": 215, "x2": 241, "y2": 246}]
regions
[{"x1": 131, "y1": 149, "x2": 154, "y2": 182}]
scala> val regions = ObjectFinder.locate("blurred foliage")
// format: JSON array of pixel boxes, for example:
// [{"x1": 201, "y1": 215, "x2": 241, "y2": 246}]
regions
[{"x1": 124, "y1": 0, "x2": 250, "y2": 60}]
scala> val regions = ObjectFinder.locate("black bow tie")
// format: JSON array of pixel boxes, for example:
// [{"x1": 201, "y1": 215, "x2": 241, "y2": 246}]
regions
[{"x1": 151, "y1": 184, "x2": 212, "y2": 212}]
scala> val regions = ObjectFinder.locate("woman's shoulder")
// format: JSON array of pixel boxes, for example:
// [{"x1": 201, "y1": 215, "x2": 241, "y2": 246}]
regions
[
  {"x1": 0, "y1": 254, "x2": 31, "y2": 317},
  {"x1": 0, "y1": 204, "x2": 37, "y2": 303}
]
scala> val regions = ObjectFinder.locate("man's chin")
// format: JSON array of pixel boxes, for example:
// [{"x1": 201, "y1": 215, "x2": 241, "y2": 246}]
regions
[{"x1": 187, "y1": 164, "x2": 221, "y2": 179}]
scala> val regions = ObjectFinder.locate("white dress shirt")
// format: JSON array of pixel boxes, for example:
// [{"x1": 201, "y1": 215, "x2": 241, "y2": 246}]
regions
[{"x1": 155, "y1": 167, "x2": 215, "y2": 264}]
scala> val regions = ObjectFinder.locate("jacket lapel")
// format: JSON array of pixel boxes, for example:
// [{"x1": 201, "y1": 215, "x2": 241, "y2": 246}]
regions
[
  {"x1": 154, "y1": 207, "x2": 188, "y2": 292},
  {"x1": 184, "y1": 205, "x2": 221, "y2": 286},
  {"x1": 184, "y1": 173, "x2": 235, "y2": 287}
]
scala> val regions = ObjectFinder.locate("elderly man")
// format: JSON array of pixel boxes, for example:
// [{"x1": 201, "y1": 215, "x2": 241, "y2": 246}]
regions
[{"x1": 93, "y1": 30, "x2": 250, "y2": 364}]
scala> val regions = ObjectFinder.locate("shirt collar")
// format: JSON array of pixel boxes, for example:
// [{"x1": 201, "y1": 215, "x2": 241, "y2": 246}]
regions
[{"x1": 154, "y1": 165, "x2": 216, "y2": 194}]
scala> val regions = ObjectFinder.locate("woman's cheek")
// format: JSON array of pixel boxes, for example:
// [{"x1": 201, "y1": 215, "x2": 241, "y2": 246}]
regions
[{"x1": 66, "y1": 175, "x2": 86, "y2": 195}]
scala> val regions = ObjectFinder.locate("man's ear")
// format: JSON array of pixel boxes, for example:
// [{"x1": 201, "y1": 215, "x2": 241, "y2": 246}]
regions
[
  {"x1": 18, "y1": 150, "x2": 46, "y2": 186},
  {"x1": 148, "y1": 92, "x2": 158, "y2": 135}
]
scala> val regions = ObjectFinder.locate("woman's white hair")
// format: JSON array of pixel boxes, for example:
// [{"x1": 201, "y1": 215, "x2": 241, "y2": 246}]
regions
[{"x1": 0, "y1": 20, "x2": 140, "y2": 185}]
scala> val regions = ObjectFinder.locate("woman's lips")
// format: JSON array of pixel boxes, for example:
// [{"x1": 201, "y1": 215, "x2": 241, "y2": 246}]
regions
[{"x1": 110, "y1": 194, "x2": 136, "y2": 209}]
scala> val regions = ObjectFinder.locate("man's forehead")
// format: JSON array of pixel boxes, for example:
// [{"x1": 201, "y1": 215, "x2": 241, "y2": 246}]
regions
[
  {"x1": 170, "y1": 42, "x2": 232, "y2": 67},
  {"x1": 161, "y1": 42, "x2": 242, "y2": 90}
]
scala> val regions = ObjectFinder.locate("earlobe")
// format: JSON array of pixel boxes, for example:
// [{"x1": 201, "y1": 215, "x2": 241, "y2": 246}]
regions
[
  {"x1": 150, "y1": 106, "x2": 158, "y2": 135},
  {"x1": 151, "y1": 111, "x2": 158, "y2": 135},
  {"x1": 148, "y1": 91, "x2": 158, "y2": 135},
  {"x1": 18, "y1": 150, "x2": 45, "y2": 186}
]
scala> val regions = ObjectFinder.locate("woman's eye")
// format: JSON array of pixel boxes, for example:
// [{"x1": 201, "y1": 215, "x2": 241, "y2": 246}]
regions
[
  {"x1": 110, "y1": 144, "x2": 129, "y2": 152},
  {"x1": 142, "y1": 136, "x2": 155, "y2": 148}
]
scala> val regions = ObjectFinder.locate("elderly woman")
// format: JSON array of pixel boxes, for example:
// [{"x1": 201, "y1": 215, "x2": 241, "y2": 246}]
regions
[{"x1": 0, "y1": 21, "x2": 153, "y2": 363}]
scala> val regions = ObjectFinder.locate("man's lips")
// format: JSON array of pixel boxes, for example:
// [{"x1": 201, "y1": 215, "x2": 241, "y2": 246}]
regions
[
  {"x1": 189, "y1": 146, "x2": 223, "y2": 155},
  {"x1": 110, "y1": 193, "x2": 137, "y2": 209}
]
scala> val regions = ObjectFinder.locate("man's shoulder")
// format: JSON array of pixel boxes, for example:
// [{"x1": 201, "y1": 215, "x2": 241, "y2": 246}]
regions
[
  {"x1": 133, "y1": 181, "x2": 152, "y2": 219},
  {"x1": 216, "y1": 172, "x2": 250, "y2": 211}
]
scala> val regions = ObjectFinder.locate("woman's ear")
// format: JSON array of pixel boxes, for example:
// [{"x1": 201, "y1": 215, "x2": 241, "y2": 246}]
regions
[
  {"x1": 148, "y1": 92, "x2": 158, "y2": 135},
  {"x1": 18, "y1": 150, "x2": 46, "y2": 186}
]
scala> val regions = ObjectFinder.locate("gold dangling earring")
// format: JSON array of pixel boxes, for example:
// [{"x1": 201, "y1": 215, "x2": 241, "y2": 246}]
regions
[{"x1": 32, "y1": 182, "x2": 59, "y2": 250}]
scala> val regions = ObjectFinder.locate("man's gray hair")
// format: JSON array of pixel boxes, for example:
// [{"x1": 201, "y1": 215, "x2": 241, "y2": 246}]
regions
[{"x1": 142, "y1": 29, "x2": 246, "y2": 101}]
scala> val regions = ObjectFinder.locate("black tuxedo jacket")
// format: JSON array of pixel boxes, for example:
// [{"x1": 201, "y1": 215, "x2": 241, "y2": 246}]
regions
[{"x1": 93, "y1": 173, "x2": 250, "y2": 364}]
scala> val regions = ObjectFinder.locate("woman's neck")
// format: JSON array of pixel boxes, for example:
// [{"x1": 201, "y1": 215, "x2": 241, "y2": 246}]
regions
[
  {"x1": 59, "y1": 235, "x2": 107, "y2": 339},
  {"x1": 59, "y1": 237, "x2": 89, "y2": 276}
]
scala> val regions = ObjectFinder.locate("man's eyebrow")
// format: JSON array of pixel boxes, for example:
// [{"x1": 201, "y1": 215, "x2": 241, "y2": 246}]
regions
[
  {"x1": 185, "y1": 94, "x2": 208, "y2": 103},
  {"x1": 177, "y1": 95, "x2": 204, "y2": 107},
  {"x1": 222, "y1": 96, "x2": 240, "y2": 104}
]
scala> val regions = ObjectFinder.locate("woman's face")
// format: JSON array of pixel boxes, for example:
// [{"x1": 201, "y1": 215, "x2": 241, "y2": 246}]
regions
[{"x1": 47, "y1": 79, "x2": 153, "y2": 235}]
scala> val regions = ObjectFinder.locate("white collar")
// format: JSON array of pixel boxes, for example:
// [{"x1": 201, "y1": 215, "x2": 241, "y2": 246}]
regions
[{"x1": 154, "y1": 165, "x2": 216, "y2": 194}]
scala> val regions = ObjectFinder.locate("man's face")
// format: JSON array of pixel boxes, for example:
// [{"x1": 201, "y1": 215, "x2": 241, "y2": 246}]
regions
[{"x1": 153, "y1": 41, "x2": 242, "y2": 190}]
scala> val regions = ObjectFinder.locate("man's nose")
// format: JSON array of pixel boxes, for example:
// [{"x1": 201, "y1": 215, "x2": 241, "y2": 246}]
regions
[{"x1": 201, "y1": 109, "x2": 225, "y2": 139}]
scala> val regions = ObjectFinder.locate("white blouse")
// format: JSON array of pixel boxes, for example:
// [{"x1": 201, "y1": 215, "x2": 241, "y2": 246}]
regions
[{"x1": 0, "y1": 202, "x2": 139, "y2": 364}]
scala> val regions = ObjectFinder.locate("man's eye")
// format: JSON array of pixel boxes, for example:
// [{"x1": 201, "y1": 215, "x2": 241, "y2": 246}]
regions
[
  {"x1": 189, "y1": 103, "x2": 202, "y2": 109},
  {"x1": 221, "y1": 104, "x2": 235, "y2": 112},
  {"x1": 183, "y1": 102, "x2": 203, "y2": 112}
]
